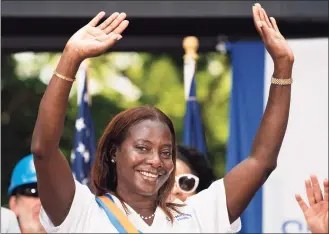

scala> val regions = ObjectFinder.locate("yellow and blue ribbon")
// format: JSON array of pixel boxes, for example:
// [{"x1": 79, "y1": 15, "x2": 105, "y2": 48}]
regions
[{"x1": 96, "y1": 193, "x2": 141, "y2": 233}]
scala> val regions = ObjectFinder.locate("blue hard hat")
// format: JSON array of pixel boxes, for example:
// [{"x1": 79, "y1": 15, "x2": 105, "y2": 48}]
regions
[{"x1": 8, "y1": 154, "x2": 37, "y2": 196}]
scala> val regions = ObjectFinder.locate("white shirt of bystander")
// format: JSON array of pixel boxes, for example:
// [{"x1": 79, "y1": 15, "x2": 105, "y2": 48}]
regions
[{"x1": 1, "y1": 207, "x2": 21, "y2": 233}]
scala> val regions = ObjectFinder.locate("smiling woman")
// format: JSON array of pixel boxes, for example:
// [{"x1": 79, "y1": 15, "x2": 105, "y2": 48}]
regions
[
  {"x1": 31, "y1": 3, "x2": 294, "y2": 233},
  {"x1": 91, "y1": 107, "x2": 180, "y2": 221}
]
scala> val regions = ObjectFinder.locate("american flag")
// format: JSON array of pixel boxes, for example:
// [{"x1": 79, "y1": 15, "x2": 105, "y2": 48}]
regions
[{"x1": 71, "y1": 64, "x2": 96, "y2": 185}]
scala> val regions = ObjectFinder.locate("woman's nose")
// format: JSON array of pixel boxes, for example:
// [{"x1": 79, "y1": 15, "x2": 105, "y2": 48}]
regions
[{"x1": 148, "y1": 152, "x2": 163, "y2": 168}]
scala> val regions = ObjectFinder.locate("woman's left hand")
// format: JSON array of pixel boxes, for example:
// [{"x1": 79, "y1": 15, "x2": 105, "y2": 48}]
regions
[
  {"x1": 252, "y1": 3, "x2": 294, "y2": 65},
  {"x1": 295, "y1": 175, "x2": 328, "y2": 234}
]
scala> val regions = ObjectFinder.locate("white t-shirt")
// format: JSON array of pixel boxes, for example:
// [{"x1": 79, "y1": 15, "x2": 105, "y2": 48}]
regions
[
  {"x1": 40, "y1": 179, "x2": 241, "y2": 233},
  {"x1": 1, "y1": 207, "x2": 21, "y2": 233}
]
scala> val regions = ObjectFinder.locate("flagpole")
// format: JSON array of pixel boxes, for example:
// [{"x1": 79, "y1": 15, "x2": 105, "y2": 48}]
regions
[
  {"x1": 85, "y1": 59, "x2": 92, "y2": 105},
  {"x1": 183, "y1": 36, "x2": 199, "y2": 62},
  {"x1": 78, "y1": 59, "x2": 92, "y2": 106},
  {"x1": 182, "y1": 36, "x2": 208, "y2": 155},
  {"x1": 183, "y1": 36, "x2": 199, "y2": 100}
]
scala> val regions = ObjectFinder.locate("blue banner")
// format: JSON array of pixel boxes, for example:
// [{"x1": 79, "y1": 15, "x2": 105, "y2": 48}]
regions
[{"x1": 226, "y1": 41, "x2": 265, "y2": 233}]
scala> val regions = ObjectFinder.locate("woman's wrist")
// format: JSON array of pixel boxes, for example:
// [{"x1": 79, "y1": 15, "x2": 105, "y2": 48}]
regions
[
  {"x1": 55, "y1": 46, "x2": 83, "y2": 80},
  {"x1": 273, "y1": 59, "x2": 294, "y2": 79}
]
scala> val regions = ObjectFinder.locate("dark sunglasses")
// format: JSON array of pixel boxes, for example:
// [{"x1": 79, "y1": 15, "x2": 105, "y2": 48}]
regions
[
  {"x1": 175, "y1": 174, "x2": 199, "y2": 193},
  {"x1": 13, "y1": 184, "x2": 39, "y2": 197}
]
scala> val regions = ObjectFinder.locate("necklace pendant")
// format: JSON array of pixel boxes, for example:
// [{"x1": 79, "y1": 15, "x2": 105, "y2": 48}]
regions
[{"x1": 139, "y1": 213, "x2": 155, "y2": 220}]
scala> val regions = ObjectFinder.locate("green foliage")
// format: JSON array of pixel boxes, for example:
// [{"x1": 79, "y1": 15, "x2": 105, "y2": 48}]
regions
[{"x1": 1, "y1": 51, "x2": 231, "y2": 205}]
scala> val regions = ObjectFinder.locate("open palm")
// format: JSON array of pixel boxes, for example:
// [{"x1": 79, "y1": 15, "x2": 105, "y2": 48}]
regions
[
  {"x1": 296, "y1": 175, "x2": 329, "y2": 233},
  {"x1": 252, "y1": 3, "x2": 294, "y2": 63},
  {"x1": 66, "y1": 11, "x2": 129, "y2": 60}
]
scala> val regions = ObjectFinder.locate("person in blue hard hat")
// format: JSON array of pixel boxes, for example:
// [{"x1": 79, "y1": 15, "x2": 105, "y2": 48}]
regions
[{"x1": 8, "y1": 154, "x2": 45, "y2": 233}]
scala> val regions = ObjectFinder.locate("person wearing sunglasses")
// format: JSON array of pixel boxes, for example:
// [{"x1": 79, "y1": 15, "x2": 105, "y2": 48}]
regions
[
  {"x1": 170, "y1": 145, "x2": 216, "y2": 202},
  {"x1": 8, "y1": 154, "x2": 45, "y2": 233}
]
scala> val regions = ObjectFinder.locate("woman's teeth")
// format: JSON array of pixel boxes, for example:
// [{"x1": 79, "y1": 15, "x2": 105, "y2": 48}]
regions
[{"x1": 139, "y1": 171, "x2": 158, "y2": 178}]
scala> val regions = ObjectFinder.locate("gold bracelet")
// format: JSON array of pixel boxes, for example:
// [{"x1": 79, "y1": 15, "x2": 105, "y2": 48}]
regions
[
  {"x1": 271, "y1": 77, "x2": 293, "y2": 85},
  {"x1": 54, "y1": 71, "x2": 75, "y2": 82}
]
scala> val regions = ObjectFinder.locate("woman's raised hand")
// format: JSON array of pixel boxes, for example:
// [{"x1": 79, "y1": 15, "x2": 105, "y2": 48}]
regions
[
  {"x1": 65, "y1": 12, "x2": 129, "y2": 61},
  {"x1": 252, "y1": 3, "x2": 294, "y2": 64}
]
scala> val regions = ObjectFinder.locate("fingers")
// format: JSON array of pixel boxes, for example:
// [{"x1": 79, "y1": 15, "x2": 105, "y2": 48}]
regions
[
  {"x1": 97, "y1": 12, "x2": 120, "y2": 30},
  {"x1": 255, "y1": 3, "x2": 266, "y2": 22},
  {"x1": 104, "y1": 12, "x2": 127, "y2": 34},
  {"x1": 252, "y1": 5, "x2": 263, "y2": 37},
  {"x1": 108, "y1": 33, "x2": 122, "y2": 41},
  {"x1": 99, "y1": 32, "x2": 122, "y2": 49},
  {"x1": 324, "y1": 179, "x2": 329, "y2": 202},
  {"x1": 113, "y1": 20, "x2": 129, "y2": 34},
  {"x1": 253, "y1": 3, "x2": 276, "y2": 40},
  {"x1": 101, "y1": 19, "x2": 129, "y2": 43},
  {"x1": 260, "y1": 7, "x2": 273, "y2": 29},
  {"x1": 96, "y1": 15, "x2": 127, "y2": 50},
  {"x1": 259, "y1": 22, "x2": 272, "y2": 42},
  {"x1": 270, "y1": 17, "x2": 281, "y2": 34},
  {"x1": 305, "y1": 179, "x2": 316, "y2": 206},
  {"x1": 88, "y1": 11, "x2": 106, "y2": 27},
  {"x1": 296, "y1": 176, "x2": 328, "y2": 215},
  {"x1": 310, "y1": 174, "x2": 324, "y2": 203},
  {"x1": 295, "y1": 194, "x2": 309, "y2": 213}
]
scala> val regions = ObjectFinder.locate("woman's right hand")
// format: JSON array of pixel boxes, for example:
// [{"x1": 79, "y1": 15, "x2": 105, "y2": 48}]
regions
[{"x1": 65, "y1": 11, "x2": 129, "y2": 61}]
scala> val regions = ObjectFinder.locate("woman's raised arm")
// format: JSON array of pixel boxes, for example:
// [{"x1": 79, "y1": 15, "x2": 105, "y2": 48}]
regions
[
  {"x1": 31, "y1": 12, "x2": 129, "y2": 226},
  {"x1": 223, "y1": 3, "x2": 294, "y2": 223}
]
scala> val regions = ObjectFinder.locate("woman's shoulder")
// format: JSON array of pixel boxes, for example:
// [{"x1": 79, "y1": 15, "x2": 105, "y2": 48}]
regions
[{"x1": 40, "y1": 179, "x2": 102, "y2": 233}]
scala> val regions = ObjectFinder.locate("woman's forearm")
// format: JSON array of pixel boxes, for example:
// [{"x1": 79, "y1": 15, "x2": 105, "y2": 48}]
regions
[
  {"x1": 31, "y1": 47, "x2": 81, "y2": 157},
  {"x1": 250, "y1": 60, "x2": 293, "y2": 169}
]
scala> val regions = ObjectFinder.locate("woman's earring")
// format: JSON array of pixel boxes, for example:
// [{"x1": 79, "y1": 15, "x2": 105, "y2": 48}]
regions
[{"x1": 111, "y1": 159, "x2": 115, "y2": 163}]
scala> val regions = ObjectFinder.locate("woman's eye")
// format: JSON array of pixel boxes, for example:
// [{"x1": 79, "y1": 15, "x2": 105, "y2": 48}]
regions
[
  {"x1": 136, "y1": 146, "x2": 147, "y2": 151},
  {"x1": 161, "y1": 151, "x2": 172, "y2": 158}
]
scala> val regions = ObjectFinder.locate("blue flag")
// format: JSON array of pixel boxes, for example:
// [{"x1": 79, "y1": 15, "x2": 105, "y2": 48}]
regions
[
  {"x1": 71, "y1": 67, "x2": 96, "y2": 185},
  {"x1": 182, "y1": 59, "x2": 207, "y2": 156},
  {"x1": 226, "y1": 41, "x2": 265, "y2": 233}
]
